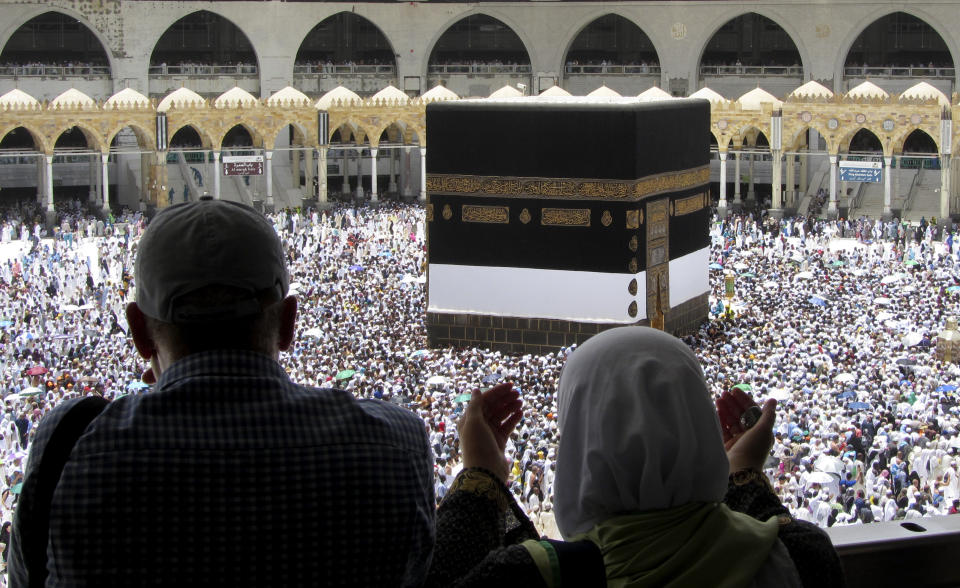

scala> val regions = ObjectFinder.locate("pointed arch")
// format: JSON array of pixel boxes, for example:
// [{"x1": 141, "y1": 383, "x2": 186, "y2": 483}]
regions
[
  {"x1": 841, "y1": 11, "x2": 954, "y2": 76},
  {"x1": 0, "y1": 9, "x2": 113, "y2": 74},
  {"x1": 296, "y1": 12, "x2": 396, "y2": 71},
  {"x1": 563, "y1": 13, "x2": 659, "y2": 72},
  {"x1": 426, "y1": 12, "x2": 532, "y2": 68},
  {"x1": 150, "y1": 10, "x2": 259, "y2": 74},
  {"x1": 698, "y1": 12, "x2": 804, "y2": 76}
]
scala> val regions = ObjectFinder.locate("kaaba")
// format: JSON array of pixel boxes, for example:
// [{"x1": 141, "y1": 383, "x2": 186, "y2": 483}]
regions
[{"x1": 425, "y1": 97, "x2": 711, "y2": 353}]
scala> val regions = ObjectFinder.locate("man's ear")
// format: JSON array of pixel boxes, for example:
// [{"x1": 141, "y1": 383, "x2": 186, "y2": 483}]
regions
[
  {"x1": 277, "y1": 295, "x2": 298, "y2": 352},
  {"x1": 125, "y1": 302, "x2": 156, "y2": 360}
]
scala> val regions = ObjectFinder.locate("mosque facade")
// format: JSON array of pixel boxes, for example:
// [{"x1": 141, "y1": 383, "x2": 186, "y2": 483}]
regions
[{"x1": 0, "y1": 0, "x2": 959, "y2": 222}]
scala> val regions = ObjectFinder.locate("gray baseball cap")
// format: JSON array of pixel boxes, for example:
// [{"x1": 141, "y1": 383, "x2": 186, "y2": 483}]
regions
[{"x1": 134, "y1": 198, "x2": 289, "y2": 323}]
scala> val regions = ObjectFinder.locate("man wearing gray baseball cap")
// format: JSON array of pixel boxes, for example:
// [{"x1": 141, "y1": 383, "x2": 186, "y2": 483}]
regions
[{"x1": 10, "y1": 199, "x2": 435, "y2": 587}]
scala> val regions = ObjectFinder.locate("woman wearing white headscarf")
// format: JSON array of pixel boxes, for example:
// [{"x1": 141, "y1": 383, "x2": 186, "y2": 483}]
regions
[{"x1": 555, "y1": 327, "x2": 843, "y2": 588}]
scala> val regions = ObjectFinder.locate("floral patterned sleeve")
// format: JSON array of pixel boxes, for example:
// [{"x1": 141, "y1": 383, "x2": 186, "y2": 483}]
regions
[
  {"x1": 424, "y1": 467, "x2": 547, "y2": 588},
  {"x1": 725, "y1": 470, "x2": 846, "y2": 588}
]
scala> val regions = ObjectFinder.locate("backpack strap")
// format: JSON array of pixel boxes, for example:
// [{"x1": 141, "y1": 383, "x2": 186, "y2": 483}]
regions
[{"x1": 8, "y1": 395, "x2": 108, "y2": 588}]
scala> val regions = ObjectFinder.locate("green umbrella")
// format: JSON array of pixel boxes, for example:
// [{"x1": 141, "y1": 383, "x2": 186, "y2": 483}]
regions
[
  {"x1": 831, "y1": 260, "x2": 845, "y2": 267},
  {"x1": 454, "y1": 393, "x2": 473, "y2": 403},
  {"x1": 335, "y1": 369, "x2": 356, "y2": 380},
  {"x1": 739, "y1": 272, "x2": 756, "y2": 278},
  {"x1": 904, "y1": 259, "x2": 920, "y2": 266},
  {"x1": 9, "y1": 482, "x2": 22, "y2": 494},
  {"x1": 733, "y1": 383, "x2": 752, "y2": 392}
]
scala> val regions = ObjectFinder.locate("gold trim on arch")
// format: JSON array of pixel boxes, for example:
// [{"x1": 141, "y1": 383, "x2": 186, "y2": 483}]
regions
[{"x1": 426, "y1": 166, "x2": 709, "y2": 201}]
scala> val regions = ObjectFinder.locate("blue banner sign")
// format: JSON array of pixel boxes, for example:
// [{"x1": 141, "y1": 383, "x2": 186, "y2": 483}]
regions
[{"x1": 839, "y1": 160, "x2": 882, "y2": 183}]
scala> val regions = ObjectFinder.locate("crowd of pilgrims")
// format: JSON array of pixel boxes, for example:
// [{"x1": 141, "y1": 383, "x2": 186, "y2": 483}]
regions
[{"x1": 0, "y1": 198, "x2": 958, "y2": 555}]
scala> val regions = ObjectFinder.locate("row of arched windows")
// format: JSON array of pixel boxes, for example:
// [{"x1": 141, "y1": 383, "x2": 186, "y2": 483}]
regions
[{"x1": 0, "y1": 10, "x2": 953, "y2": 80}]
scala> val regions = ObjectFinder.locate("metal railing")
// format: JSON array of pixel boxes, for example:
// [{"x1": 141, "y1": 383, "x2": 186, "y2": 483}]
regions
[
  {"x1": 699, "y1": 65, "x2": 803, "y2": 77},
  {"x1": 843, "y1": 66, "x2": 955, "y2": 78},
  {"x1": 0, "y1": 65, "x2": 110, "y2": 77},
  {"x1": 294, "y1": 64, "x2": 395, "y2": 75},
  {"x1": 564, "y1": 64, "x2": 661, "y2": 75},
  {"x1": 426, "y1": 64, "x2": 532, "y2": 74},
  {"x1": 148, "y1": 64, "x2": 258, "y2": 76}
]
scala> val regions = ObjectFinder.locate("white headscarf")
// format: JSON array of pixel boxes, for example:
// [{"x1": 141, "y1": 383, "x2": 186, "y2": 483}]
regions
[{"x1": 555, "y1": 326, "x2": 730, "y2": 538}]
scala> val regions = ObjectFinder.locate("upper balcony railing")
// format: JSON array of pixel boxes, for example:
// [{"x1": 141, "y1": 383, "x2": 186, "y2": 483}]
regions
[
  {"x1": 564, "y1": 64, "x2": 661, "y2": 75},
  {"x1": 843, "y1": 65, "x2": 955, "y2": 79},
  {"x1": 294, "y1": 64, "x2": 396, "y2": 75},
  {"x1": 0, "y1": 65, "x2": 111, "y2": 77},
  {"x1": 148, "y1": 64, "x2": 258, "y2": 76},
  {"x1": 427, "y1": 64, "x2": 532, "y2": 75},
  {"x1": 700, "y1": 65, "x2": 803, "y2": 77}
]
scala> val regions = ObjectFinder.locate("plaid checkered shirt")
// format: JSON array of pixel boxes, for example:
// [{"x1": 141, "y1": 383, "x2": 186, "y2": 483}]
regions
[{"x1": 32, "y1": 350, "x2": 435, "y2": 587}]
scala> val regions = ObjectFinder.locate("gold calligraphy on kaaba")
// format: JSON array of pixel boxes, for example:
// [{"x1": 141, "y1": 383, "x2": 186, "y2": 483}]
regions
[
  {"x1": 541, "y1": 208, "x2": 591, "y2": 227},
  {"x1": 629, "y1": 235, "x2": 639, "y2": 252},
  {"x1": 425, "y1": 204, "x2": 434, "y2": 222},
  {"x1": 442, "y1": 205, "x2": 453, "y2": 220},
  {"x1": 462, "y1": 205, "x2": 510, "y2": 224},
  {"x1": 673, "y1": 193, "x2": 707, "y2": 216},
  {"x1": 626, "y1": 210, "x2": 640, "y2": 229},
  {"x1": 601, "y1": 211, "x2": 613, "y2": 227},
  {"x1": 647, "y1": 199, "x2": 669, "y2": 240},
  {"x1": 425, "y1": 166, "x2": 708, "y2": 202},
  {"x1": 519, "y1": 208, "x2": 531, "y2": 224}
]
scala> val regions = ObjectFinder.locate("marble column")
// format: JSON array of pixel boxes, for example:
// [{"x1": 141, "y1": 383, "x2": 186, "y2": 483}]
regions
[
  {"x1": 734, "y1": 151, "x2": 742, "y2": 203},
  {"x1": 318, "y1": 146, "x2": 328, "y2": 204},
  {"x1": 370, "y1": 148, "x2": 378, "y2": 202},
  {"x1": 883, "y1": 156, "x2": 893, "y2": 216},
  {"x1": 941, "y1": 153, "x2": 951, "y2": 219},
  {"x1": 419, "y1": 147, "x2": 427, "y2": 201},
  {"x1": 45, "y1": 155, "x2": 54, "y2": 212},
  {"x1": 266, "y1": 150, "x2": 274, "y2": 203},
  {"x1": 828, "y1": 155, "x2": 838, "y2": 213},
  {"x1": 101, "y1": 153, "x2": 110, "y2": 211},
  {"x1": 718, "y1": 151, "x2": 728, "y2": 209},
  {"x1": 212, "y1": 151, "x2": 221, "y2": 199},
  {"x1": 771, "y1": 151, "x2": 783, "y2": 209}
]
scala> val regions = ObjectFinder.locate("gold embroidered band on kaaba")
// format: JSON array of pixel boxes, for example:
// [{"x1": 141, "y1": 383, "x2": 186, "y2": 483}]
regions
[{"x1": 426, "y1": 166, "x2": 709, "y2": 202}]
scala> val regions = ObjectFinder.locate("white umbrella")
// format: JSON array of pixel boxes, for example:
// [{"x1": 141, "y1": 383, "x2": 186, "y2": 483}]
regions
[
  {"x1": 880, "y1": 274, "x2": 902, "y2": 285},
  {"x1": 874, "y1": 297, "x2": 892, "y2": 305},
  {"x1": 302, "y1": 327, "x2": 323, "y2": 339},
  {"x1": 903, "y1": 332, "x2": 924, "y2": 347},
  {"x1": 806, "y1": 471, "x2": 837, "y2": 485},
  {"x1": 835, "y1": 373, "x2": 856, "y2": 383},
  {"x1": 815, "y1": 455, "x2": 844, "y2": 476},
  {"x1": 426, "y1": 375, "x2": 448, "y2": 386},
  {"x1": 795, "y1": 271, "x2": 814, "y2": 280},
  {"x1": 767, "y1": 388, "x2": 792, "y2": 401},
  {"x1": 763, "y1": 281, "x2": 778, "y2": 289},
  {"x1": 875, "y1": 311, "x2": 894, "y2": 321}
]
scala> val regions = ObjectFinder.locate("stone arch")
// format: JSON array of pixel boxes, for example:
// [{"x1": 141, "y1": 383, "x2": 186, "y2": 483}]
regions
[
  {"x1": 840, "y1": 127, "x2": 885, "y2": 155},
  {"x1": 296, "y1": 12, "x2": 397, "y2": 70},
  {"x1": 696, "y1": 11, "x2": 807, "y2": 74},
  {"x1": 894, "y1": 127, "x2": 940, "y2": 155},
  {"x1": 834, "y1": 9, "x2": 957, "y2": 81},
  {"x1": 0, "y1": 124, "x2": 48, "y2": 154},
  {"x1": 267, "y1": 121, "x2": 311, "y2": 151},
  {"x1": 218, "y1": 123, "x2": 262, "y2": 150},
  {"x1": 149, "y1": 10, "x2": 260, "y2": 73},
  {"x1": 168, "y1": 122, "x2": 215, "y2": 151},
  {"x1": 561, "y1": 12, "x2": 660, "y2": 70},
  {"x1": 425, "y1": 10, "x2": 534, "y2": 70},
  {"x1": 0, "y1": 8, "x2": 115, "y2": 74},
  {"x1": 50, "y1": 122, "x2": 104, "y2": 154},
  {"x1": 785, "y1": 124, "x2": 832, "y2": 152},
  {"x1": 105, "y1": 122, "x2": 156, "y2": 152},
  {"x1": 732, "y1": 125, "x2": 770, "y2": 149}
]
